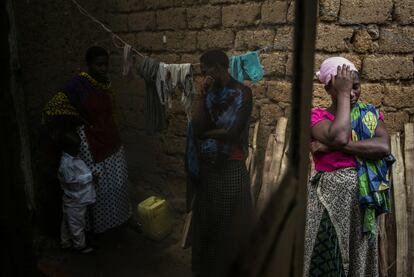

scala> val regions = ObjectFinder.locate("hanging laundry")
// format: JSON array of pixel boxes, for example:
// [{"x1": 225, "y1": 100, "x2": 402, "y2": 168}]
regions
[
  {"x1": 229, "y1": 51, "x2": 264, "y2": 83},
  {"x1": 122, "y1": 43, "x2": 134, "y2": 78},
  {"x1": 139, "y1": 56, "x2": 168, "y2": 134},
  {"x1": 156, "y1": 63, "x2": 195, "y2": 113},
  {"x1": 156, "y1": 62, "x2": 172, "y2": 107}
]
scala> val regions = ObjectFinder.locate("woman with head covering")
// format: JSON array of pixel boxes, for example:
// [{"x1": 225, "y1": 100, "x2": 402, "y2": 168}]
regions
[
  {"x1": 43, "y1": 46, "x2": 130, "y2": 235},
  {"x1": 304, "y1": 57, "x2": 393, "y2": 276}
]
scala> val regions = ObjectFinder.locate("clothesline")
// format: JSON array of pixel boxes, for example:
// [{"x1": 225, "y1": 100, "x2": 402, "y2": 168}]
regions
[{"x1": 70, "y1": 0, "x2": 276, "y2": 67}]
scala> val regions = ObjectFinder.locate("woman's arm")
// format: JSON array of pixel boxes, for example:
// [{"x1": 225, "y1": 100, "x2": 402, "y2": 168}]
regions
[
  {"x1": 312, "y1": 121, "x2": 390, "y2": 160},
  {"x1": 311, "y1": 65, "x2": 354, "y2": 148},
  {"x1": 342, "y1": 121, "x2": 390, "y2": 160},
  {"x1": 204, "y1": 89, "x2": 253, "y2": 142}
]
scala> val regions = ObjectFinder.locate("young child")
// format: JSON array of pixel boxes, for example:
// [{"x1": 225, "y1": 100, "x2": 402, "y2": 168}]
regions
[{"x1": 58, "y1": 130, "x2": 96, "y2": 254}]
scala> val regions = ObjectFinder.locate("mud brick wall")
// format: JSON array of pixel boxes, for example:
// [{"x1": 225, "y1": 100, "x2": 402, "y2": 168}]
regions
[{"x1": 14, "y1": 0, "x2": 414, "y2": 222}]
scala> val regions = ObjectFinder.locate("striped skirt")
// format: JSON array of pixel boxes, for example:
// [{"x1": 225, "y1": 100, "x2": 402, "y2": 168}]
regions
[
  {"x1": 304, "y1": 168, "x2": 379, "y2": 277},
  {"x1": 192, "y1": 160, "x2": 254, "y2": 277}
]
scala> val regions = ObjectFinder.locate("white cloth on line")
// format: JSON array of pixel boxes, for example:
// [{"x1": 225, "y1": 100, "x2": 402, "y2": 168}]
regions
[
  {"x1": 122, "y1": 44, "x2": 134, "y2": 78},
  {"x1": 155, "y1": 63, "x2": 195, "y2": 115}
]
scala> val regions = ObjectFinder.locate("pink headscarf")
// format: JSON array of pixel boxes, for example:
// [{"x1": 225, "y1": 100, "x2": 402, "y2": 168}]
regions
[{"x1": 316, "y1": 57, "x2": 358, "y2": 85}]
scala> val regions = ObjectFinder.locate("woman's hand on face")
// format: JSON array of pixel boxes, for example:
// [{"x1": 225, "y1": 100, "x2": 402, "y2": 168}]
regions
[
  {"x1": 331, "y1": 64, "x2": 353, "y2": 96},
  {"x1": 201, "y1": 76, "x2": 215, "y2": 96},
  {"x1": 310, "y1": 140, "x2": 331, "y2": 154}
]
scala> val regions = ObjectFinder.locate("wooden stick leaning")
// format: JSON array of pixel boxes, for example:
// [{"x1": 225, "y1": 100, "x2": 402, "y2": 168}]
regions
[
  {"x1": 390, "y1": 132, "x2": 408, "y2": 276},
  {"x1": 269, "y1": 117, "x2": 288, "y2": 193},
  {"x1": 404, "y1": 123, "x2": 414, "y2": 275},
  {"x1": 256, "y1": 133, "x2": 275, "y2": 213}
]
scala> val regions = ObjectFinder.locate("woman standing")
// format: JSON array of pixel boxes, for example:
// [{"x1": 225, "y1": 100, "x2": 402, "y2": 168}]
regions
[
  {"x1": 43, "y1": 46, "x2": 130, "y2": 234},
  {"x1": 304, "y1": 57, "x2": 393, "y2": 276},
  {"x1": 191, "y1": 50, "x2": 254, "y2": 277}
]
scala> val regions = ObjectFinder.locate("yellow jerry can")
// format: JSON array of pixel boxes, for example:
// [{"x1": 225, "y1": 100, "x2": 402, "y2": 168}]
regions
[{"x1": 137, "y1": 196, "x2": 172, "y2": 241}]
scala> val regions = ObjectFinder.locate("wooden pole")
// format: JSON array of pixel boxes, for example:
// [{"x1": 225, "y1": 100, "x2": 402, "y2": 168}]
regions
[
  {"x1": 228, "y1": 0, "x2": 317, "y2": 274},
  {"x1": 390, "y1": 133, "x2": 408, "y2": 276},
  {"x1": 246, "y1": 121, "x2": 260, "y2": 174},
  {"x1": 269, "y1": 117, "x2": 288, "y2": 192},
  {"x1": 275, "y1": 143, "x2": 289, "y2": 191},
  {"x1": 404, "y1": 123, "x2": 414, "y2": 276},
  {"x1": 257, "y1": 134, "x2": 275, "y2": 212},
  {"x1": 180, "y1": 211, "x2": 193, "y2": 249},
  {"x1": 378, "y1": 215, "x2": 389, "y2": 277}
]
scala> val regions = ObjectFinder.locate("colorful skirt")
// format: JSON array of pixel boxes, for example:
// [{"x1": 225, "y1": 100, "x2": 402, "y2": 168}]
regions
[
  {"x1": 78, "y1": 126, "x2": 130, "y2": 233},
  {"x1": 304, "y1": 168, "x2": 378, "y2": 276},
  {"x1": 192, "y1": 160, "x2": 254, "y2": 277}
]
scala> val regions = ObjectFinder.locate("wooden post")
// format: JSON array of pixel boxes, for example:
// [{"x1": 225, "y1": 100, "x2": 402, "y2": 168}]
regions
[
  {"x1": 404, "y1": 123, "x2": 414, "y2": 275},
  {"x1": 269, "y1": 117, "x2": 288, "y2": 191},
  {"x1": 246, "y1": 121, "x2": 260, "y2": 173},
  {"x1": 378, "y1": 215, "x2": 389, "y2": 277},
  {"x1": 390, "y1": 133, "x2": 408, "y2": 276},
  {"x1": 275, "y1": 143, "x2": 289, "y2": 191},
  {"x1": 228, "y1": 0, "x2": 317, "y2": 274},
  {"x1": 257, "y1": 134, "x2": 275, "y2": 212},
  {"x1": 180, "y1": 211, "x2": 193, "y2": 249}
]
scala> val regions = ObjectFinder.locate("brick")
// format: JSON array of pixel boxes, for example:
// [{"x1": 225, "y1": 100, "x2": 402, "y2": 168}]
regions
[
  {"x1": 261, "y1": 52, "x2": 287, "y2": 77},
  {"x1": 133, "y1": 32, "x2": 164, "y2": 51},
  {"x1": 165, "y1": 31, "x2": 197, "y2": 52},
  {"x1": 359, "y1": 83, "x2": 384, "y2": 107},
  {"x1": 250, "y1": 82, "x2": 267, "y2": 97},
  {"x1": 210, "y1": 0, "x2": 239, "y2": 3},
  {"x1": 197, "y1": 30, "x2": 235, "y2": 50},
  {"x1": 273, "y1": 26, "x2": 293, "y2": 51},
  {"x1": 187, "y1": 6, "x2": 221, "y2": 29},
  {"x1": 128, "y1": 12, "x2": 156, "y2": 31},
  {"x1": 316, "y1": 24, "x2": 354, "y2": 52},
  {"x1": 287, "y1": 1, "x2": 295, "y2": 23},
  {"x1": 384, "y1": 85, "x2": 414, "y2": 109},
  {"x1": 395, "y1": 0, "x2": 414, "y2": 24},
  {"x1": 222, "y1": 3, "x2": 261, "y2": 27},
  {"x1": 383, "y1": 111, "x2": 409, "y2": 133},
  {"x1": 107, "y1": 14, "x2": 128, "y2": 32},
  {"x1": 235, "y1": 30, "x2": 275, "y2": 50},
  {"x1": 261, "y1": 1, "x2": 288, "y2": 24},
  {"x1": 353, "y1": 29, "x2": 378, "y2": 53},
  {"x1": 312, "y1": 83, "x2": 331, "y2": 108},
  {"x1": 142, "y1": 0, "x2": 175, "y2": 9},
  {"x1": 319, "y1": 0, "x2": 340, "y2": 21},
  {"x1": 339, "y1": 0, "x2": 393, "y2": 24},
  {"x1": 156, "y1": 8, "x2": 187, "y2": 30},
  {"x1": 266, "y1": 81, "x2": 292, "y2": 103},
  {"x1": 379, "y1": 26, "x2": 414, "y2": 53},
  {"x1": 260, "y1": 103, "x2": 284, "y2": 126},
  {"x1": 179, "y1": 53, "x2": 201, "y2": 65},
  {"x1": 155, "y1": 53, "x2": 180, "y2": 63},
  {"x1": 174, "y1": 0, "x2": 209, "y2": 6},
  {"x1": 110, "y1": 0, "x2": 144, "y2": 12},
  {"x1": 362, "y1": 55, "x2": 414, "y2": 80}
]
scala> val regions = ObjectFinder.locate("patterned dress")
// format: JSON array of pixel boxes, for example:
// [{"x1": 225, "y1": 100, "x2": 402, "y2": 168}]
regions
[
  {"x1": 43, "y1": 72, "x2": 130, "y2": 233},
  {"x1": 192, "y1": 78, "x2": 254, "y2": 277}
]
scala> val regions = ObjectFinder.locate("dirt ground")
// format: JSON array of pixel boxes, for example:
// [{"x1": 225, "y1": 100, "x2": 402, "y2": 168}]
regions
[{"x1": 36, "y1": 217, "x2": 192, "y2": 277}]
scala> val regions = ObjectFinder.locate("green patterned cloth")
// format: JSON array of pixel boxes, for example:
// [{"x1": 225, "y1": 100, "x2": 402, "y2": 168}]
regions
[
  {"x1": 309, "y1": 210, "x2": 345, "y2": 276},
  {"x1": 351, "y1": 102, "x2": 393, "y2": 237}
]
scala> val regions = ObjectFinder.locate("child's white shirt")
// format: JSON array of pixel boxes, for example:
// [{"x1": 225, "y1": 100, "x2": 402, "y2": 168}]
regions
[{"x1": 58, "y1": 152, "x2": 96, "y2": 207}]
